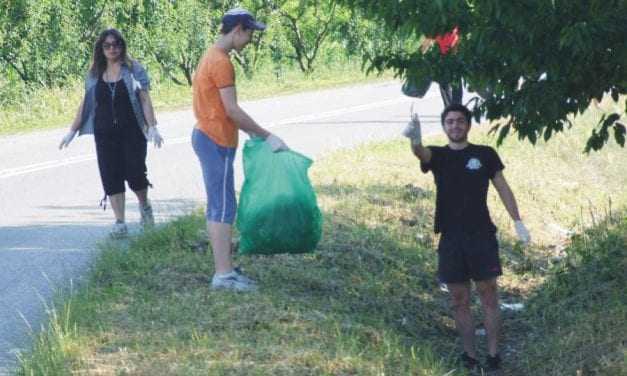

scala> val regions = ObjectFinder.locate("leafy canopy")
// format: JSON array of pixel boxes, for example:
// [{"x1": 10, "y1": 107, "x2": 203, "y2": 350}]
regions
[{"x1": 341, "y1": 0, "x2": 627, "y2": 151}]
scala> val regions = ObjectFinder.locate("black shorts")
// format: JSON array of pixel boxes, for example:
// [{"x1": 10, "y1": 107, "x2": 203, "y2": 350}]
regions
[{"x1": 437, "y1": 231, "x2": 502, "y2": 284}]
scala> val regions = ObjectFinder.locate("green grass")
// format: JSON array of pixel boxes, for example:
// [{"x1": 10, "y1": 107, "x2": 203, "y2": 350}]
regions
[
  {"x1": 513, "y1": 216, "x2": 627, "y2": 375},
  {"x1": 0, "y1": 58, "x2": 391, "y2": 136},
  {"x1": 17, "y1": 100, "x2": 627, "y2": 375}
]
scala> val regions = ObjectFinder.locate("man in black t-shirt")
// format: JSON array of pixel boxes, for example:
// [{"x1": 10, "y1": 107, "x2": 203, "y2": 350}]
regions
[{"x1": 403, "y1": 103, "x2": 530, "y2": 372}]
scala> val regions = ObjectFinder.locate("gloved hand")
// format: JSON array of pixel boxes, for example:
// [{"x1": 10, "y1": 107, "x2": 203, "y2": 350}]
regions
[
  {"x1": 515, "y1": 220, "x2": 531, "y2": 244},
  {"x1": 402, "y1": 110, "x2": 422, "y2": 145},
  {"x1": 58, "y1": 129, "x2": 78, "y2": 149},
  {"x1": 265, "y1": 133, "x2": 289, "y2": 152},
  {"x1": 147, "y1": 126, "x2": 163, "y2": 148}
]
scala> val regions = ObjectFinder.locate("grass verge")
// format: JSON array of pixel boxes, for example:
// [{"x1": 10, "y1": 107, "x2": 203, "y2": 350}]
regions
[
  {"x1": 17, "y1": 100, "x2": 627, "y2": 375},
  {"x1": 513, "y1": 215, "x2": 626, "y2": 375},
  {"x1": 0, "y1": 58, "x2": 391, "y2": 136}
]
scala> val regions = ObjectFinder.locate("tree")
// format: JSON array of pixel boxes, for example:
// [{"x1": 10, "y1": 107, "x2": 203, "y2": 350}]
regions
[
  {"x1": 138, "y1": 0, "x2": 272, "y2": 83},
  {"x1": 137, "y1": 0, "x2": 221, "y2": 86},
  {"x1": 340, "y1": 0, "x2": 627, "y2": 151},
  {"x1": 0, "y1": 0, "x2": 90, "y2": 86},
  {"x1": 271, "y1": 0, "x2": 342, "y2": 73}
]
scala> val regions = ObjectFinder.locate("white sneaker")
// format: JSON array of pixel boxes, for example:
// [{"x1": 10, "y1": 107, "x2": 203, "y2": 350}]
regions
[
  {"x1": 140, "y1": 202, "x2": 154, "y2": 228},
  {"x1": 233, "y1": 267, "x2": 257, "y2": 285},
  {"x1": 211, "y1": 271, "x2": 257, "y2": 292},
  {"x1": 110, "y1": 222, "x2": 128, "y2": 239}
]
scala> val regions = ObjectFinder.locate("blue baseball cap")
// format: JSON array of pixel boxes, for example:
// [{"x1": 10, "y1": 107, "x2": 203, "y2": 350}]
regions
[{"x1": 222, "y1": 8, "x2": 266, "y2": 31}]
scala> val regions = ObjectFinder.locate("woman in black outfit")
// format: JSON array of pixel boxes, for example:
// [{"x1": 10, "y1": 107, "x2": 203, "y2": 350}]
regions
[{"x1": 59, "y1": 29, "x2": 163, "y2": 238}]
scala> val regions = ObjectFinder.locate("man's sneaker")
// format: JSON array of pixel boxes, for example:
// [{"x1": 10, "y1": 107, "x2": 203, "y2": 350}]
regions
[
  {"x1": 140, "y1": 203, "x2": 154, "y2": 228},
  {"x1": 484, "y1": 354, "x2": 501, "y2": 372},
  {"x1": 211, "y1": 271, "x2": 257, "y2": 292},
  {"x1": 233, "y1": 267, "x2": 257, "y2": 285},
  {"x1": 110, "y1": 222, "x2": 128, "y2": 239},
  {"x1": 460, "y1": 352, "x2": 481, "y2": 372}
]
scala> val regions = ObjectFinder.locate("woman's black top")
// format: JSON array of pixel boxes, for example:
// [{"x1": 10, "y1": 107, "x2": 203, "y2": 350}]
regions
[{"x1": 94, "y1": 78, "x2": 139, "y2": 135}]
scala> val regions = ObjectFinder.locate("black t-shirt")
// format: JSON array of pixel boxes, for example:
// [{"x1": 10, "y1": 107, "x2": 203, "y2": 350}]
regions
[{"x1": 420, "y1": 144, "x2": 505, "y2": 234}]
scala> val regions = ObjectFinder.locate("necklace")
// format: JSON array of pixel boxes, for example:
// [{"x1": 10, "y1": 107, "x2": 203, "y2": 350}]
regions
[
  {"x1": 107, "y1": 80, "x2": 117, "y2": 99},
  {"x1": 105, "y1": 70, "x2": 120, "y2": 126}
]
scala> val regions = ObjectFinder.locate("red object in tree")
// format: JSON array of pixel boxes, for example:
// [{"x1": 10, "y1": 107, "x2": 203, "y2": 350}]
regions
[{"x1": 434, "y1": 26, "x2": 460, "y2": 55}]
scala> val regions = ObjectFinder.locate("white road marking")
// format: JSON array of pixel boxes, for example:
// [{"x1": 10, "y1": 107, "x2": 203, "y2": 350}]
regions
[
  {"x1": 166, "y1": 95, "x2": 419, "y2": 144},
  {"x1": 0, "y1": 154, "x2": 97, "y2": 179},
  {"x1": 1, "y1": 93, "x2": 434, "y2": 179}
]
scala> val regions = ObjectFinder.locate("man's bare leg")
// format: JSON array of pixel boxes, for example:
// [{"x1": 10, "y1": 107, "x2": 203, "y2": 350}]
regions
[
  {"x1": 448, "y1": 281, "x2": 476, "y2": 358},
  {"x1": 207, "y1": 221, "x2": 233, "y2": 275},
  {"x1": 476, "y1": 278, "x2": 500, "y2": 356}
]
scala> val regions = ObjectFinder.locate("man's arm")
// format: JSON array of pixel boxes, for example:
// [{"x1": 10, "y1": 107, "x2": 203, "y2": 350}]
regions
[
  {"x1": 411, "y1": 142, "x2": 432, "y2": 164},
  {"x1": 491, "y1": 170, "x2": 531, "y2": 243},
  {"x1": 219, "y1": 86, "x2": 288, "y2": 152},
  {"x1": 403, "y1": 113, "x2": 432, "y2": 163},
  {"x1": 491, "y1": 171, "x2": 521, "y2": 221},
  {"x1": 219, "y1": 86, "x2": 270, "y2": 138}
]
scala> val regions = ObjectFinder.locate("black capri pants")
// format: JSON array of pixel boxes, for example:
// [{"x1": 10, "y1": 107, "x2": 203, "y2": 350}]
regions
[{"x1": 95, "y1": 123, "x2": 150, "y2": 196}]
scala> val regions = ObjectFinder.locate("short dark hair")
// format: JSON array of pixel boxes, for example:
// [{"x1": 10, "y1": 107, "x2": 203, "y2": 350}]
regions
[
  {"x1": 441, "y1": 103, "x2": 472, "y2": 126},
  {"x1": 221, "y1": 18, "x2": 250, "y2": 34}
]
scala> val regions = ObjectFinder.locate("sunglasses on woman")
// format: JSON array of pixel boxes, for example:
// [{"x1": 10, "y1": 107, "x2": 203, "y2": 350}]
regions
[{"x1": 103, "y1": 41, "x2": 121, "y2": 50}]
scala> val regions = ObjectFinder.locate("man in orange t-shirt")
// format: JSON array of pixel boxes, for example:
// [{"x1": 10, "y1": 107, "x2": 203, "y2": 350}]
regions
[{"x1": 192, "y1": 8, "x2": 289, "y2": 292}]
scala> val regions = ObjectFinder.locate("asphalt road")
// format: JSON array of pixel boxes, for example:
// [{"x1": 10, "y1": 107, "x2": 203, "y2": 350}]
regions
[{"x1": 0, "y1": 80, "x2": 447, "y2": 373}]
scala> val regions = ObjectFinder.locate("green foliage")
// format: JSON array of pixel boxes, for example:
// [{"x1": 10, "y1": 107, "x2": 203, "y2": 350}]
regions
[
  {"x1": 136, "y1": 0, "x2": 220, "y2": 85},
  {"x1": 340, "y1": 0, "x2": 627, "y2": 150},
  {"x1": 272, "y1": 0, "x2": 345, "y2": 73},
  {"x1": 0, "y1": 0, "x2": 363, "y2": 93},
  {"x1": 515, "y1": 216, "x2": 627, "y2": 375},
  {"x1": 0, "y1": 0, "x2": 90, "y2": 86},
  {"x1": 1, "y1": 0, "x2": 387, "y2": 134},
  {"x1": 15, "y1": 297, "x2": 83, "y2": 375}
]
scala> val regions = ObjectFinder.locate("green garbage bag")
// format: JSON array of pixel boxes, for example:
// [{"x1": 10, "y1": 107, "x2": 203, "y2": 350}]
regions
[{"x1": 236, "y1": 138, "x2": 322, "y2": 255}]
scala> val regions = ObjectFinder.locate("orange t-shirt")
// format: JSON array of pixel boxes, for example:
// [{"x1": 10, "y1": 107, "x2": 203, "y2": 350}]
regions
[{"x1": 192, "y1": 47, "x2": 238, "y2": 147}]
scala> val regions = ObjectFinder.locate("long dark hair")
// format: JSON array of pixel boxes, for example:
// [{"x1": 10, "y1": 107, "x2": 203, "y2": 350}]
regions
[{"x1": 89, "y1": 28, "x2": 131, "y2": 78}]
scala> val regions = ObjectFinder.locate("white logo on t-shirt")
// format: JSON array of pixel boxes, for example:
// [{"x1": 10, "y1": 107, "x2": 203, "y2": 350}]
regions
[{"x1": 466, "y1": 158, "x2": 482, "y2": 170}]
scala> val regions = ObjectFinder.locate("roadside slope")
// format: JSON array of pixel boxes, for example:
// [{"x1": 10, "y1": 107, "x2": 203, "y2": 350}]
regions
[{"x1": 17, "y1": 99, "x2": 627, "y2": 375}]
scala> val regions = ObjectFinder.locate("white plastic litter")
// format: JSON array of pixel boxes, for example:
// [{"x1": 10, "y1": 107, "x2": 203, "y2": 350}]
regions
[{"x1": 500, "y1": 303, "x2": 525, "y2": 311}]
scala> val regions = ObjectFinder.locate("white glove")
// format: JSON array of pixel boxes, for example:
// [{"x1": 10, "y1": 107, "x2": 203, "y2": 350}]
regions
[
  {"x1": 515, "y1": 220, "x2": 531, "y2": 244},
  {"x1": 147, "y1": 126, "x2": 163, "y2": 148},
  {"x1": 266, "y1": 134, "x2": 289, "y2": 152},
  {"x1": 58, "y1": 129, "x2": 78, "y2": 149},
  {"x1": 402, "y1": 112, "x2": 422, "y2": 145}
]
